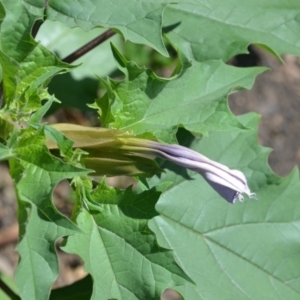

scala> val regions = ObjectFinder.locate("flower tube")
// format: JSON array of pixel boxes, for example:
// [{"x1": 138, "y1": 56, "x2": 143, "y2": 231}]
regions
[{"x1": 119, "y1": 138, "x2": 256, "y2": 204}]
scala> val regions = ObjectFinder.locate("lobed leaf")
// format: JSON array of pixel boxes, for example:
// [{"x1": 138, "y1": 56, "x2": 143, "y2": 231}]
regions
[
  {"x1": 164, "y1": 0, "x2": 300, "y2": 62},
  {"x1": 6, "y1": 125, "x2": 89, "y2": 300},
  {"x1": 0, "y1": 0, "x2": 72, "y2": 116},
  {"x1": 148, "y1": 113, "x2": 300, "y2": 299},
  {"x1": 24, "y1": 0, "x2": 169, "y2": 56},
  {"x1": 97, "y1": 45, "x2": 266, "y2": 143},
  {"x1": 62, "y1": 180, "x2": 192, "y2": 299}
]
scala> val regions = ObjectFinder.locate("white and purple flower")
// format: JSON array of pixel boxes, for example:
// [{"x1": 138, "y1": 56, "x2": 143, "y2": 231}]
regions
[{"x1": 120, "y1": 138, "x2": 256, "y2": 203}]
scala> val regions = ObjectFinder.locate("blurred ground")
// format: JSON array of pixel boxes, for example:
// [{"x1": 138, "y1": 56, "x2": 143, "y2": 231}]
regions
[
  {"x1": 0, "y1": 49, "x2": 300, "y2": 298},
  {"x1": 230, "y1": 48, "x2": 300, "y2": 176}
]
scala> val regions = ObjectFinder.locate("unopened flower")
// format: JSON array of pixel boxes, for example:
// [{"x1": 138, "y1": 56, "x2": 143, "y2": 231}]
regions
[{"x1": 120, "y1": 139, "x2": 256, "y2": 204}]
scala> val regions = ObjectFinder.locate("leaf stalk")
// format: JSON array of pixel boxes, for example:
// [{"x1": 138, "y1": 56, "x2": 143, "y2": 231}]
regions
[{"x1": 62, "y1": 29, "x2": 116, "y2": 64}]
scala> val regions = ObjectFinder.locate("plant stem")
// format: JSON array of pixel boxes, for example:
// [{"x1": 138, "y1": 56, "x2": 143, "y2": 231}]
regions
[
  {"x1": 62, "y1": 29, "x2": 116, "y2": 64},
  {"x1": 0, "y1": 278, "x2": 20, "y2": 300}
]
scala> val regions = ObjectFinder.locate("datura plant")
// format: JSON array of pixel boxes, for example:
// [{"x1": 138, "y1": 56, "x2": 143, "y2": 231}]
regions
[{"x1": 0, "y1": 0, "x2": 300, "y2": 300}]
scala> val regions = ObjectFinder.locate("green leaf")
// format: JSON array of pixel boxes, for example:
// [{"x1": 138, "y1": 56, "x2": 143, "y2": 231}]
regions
[
  {"x1": 0, "y1": 143, "x2": 14, "y2": 160},
  {"x1": 63, "y1": 180, "x2": 192, "y2": 299},
  {"x1": 29, "y1": 97, "x2": 56, "y2": 123},
  {"x1": 97, "y1": 45, "x2": 266, "y2": 143},
  {"x1": 148, "y1": 113, "x2": 300, "y2": 299},
  {"x1": 0, "y1": 0, "x2": 72, "y2": 116},
  {"x1": 164, "y1": 0, "x2": 300, "y2": 62},
  {"x1": 24, "y1": 0, "x2": 168, "y2": 56},
  {"x1": 7, "y1": 126, "x2": 89, "y2": 300},
  {"x1": 0, "y1": 113, "x2": 14, "y2": 141}
]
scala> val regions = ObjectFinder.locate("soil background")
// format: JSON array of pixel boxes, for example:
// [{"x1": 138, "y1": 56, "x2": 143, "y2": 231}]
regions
[{"x1": 1, "y1": 48, "x2": 300, "y2": 299}]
